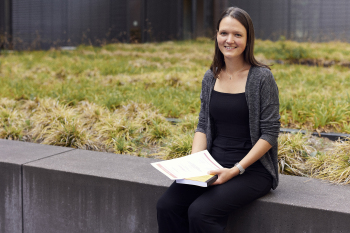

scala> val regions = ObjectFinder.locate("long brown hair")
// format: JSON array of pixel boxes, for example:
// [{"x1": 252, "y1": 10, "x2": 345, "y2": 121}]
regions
[{"x1": 210, "y1": 7, "x2": 270, "y2": 78}]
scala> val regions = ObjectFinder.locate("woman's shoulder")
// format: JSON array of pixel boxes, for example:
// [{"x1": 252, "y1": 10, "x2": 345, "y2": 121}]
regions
[
  {"x1": 251, "y1": 66, "x2": 273, "y2": 77},
  {"x1": 250, "y1": 66, "x2": 275, "y2": 82},
  {"x1": 202, "y1": 69, "x2": 215, "y2": 84},
  {"x1": 204, "y1": 69, "x2": 214, "y2": 78}
]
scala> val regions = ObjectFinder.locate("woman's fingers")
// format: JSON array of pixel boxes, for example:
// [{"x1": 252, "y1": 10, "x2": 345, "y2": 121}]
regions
[{"x1": 208, "y1": 169, "x2": 220, "y2": 175}]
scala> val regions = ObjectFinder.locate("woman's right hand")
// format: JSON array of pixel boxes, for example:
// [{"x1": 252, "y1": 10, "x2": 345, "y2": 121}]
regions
[{"x1": 208, "y1": 167, "x2": 240, "y2": 185}]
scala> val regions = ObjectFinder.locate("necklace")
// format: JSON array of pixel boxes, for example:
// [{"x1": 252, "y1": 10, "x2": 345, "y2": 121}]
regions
[{"x1": 224, "y1": 66, "x2": 248, "y2": 80}]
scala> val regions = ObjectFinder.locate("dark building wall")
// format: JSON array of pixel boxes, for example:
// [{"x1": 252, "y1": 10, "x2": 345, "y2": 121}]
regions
[
  {"x1": 203, "y1": 0, "x2": 214, "y2": 38},
  {"x1": 226, "y1": 0, "x2": 350, "y2": 42},
  {"x1": 0, "y1": 0, "x2": 12, "y2": 48},
  {"x1": 0, "y1": 0, "x2": 5, "y2": 48},
  {"x1": 144, "y1": 0, "x2": 182, "y2": 41},
  {"x1": 11, "y1": 0, "x2": 128, "y2": 50},
  {"x1": 4, "y1": 0, "x2": 350, "y2": 50},
  {"x1": 129, "y1": 0, "x2": 142, "y2": 42},
  {"x1": 0, "y1": 0, "x2": 4, "y2": 37},
  {"x1": 109, "y1": 0, "x2": 128, "y2": 42},
  {"x1": 2, "y1": 0, "x2": 11, "y2": 36},
  {"x1": 290, "y1": 0, "x2": 350, "y2": 41},
  {"x1": 66, "y1": 0, "x2": 127, "y2": 45},
  {"x1": 225, "y1": 0, "x2": 289, "y2": 40}
]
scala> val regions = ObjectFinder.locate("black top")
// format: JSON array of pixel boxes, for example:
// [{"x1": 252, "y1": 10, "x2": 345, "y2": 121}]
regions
[
  {"x1": 210, "y1": 90, "x2": 251, "y2": 140},
  {"x1": 209, "y1": 90, "x2": 270, "y2": 175}
]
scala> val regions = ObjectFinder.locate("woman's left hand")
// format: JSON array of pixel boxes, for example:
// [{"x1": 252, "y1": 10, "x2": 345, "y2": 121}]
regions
[{"x1": 208, "y1": 167, "x2": 240, "y2": 185}]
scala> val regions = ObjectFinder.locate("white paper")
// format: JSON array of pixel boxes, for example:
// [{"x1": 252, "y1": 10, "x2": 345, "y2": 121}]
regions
[{"x1": 151, "y1": 150, "x2": 223, "y2": 180}]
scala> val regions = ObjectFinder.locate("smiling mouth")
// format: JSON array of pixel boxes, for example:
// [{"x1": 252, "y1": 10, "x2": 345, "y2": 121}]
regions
[{"x1": 224, "y1": 46, "x2": 236, "y2": 50}]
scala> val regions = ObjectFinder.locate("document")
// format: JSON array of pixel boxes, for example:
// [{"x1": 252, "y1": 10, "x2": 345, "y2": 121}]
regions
[{"x1": 151, "y1": 150, "x2": 223, "y2": 180}]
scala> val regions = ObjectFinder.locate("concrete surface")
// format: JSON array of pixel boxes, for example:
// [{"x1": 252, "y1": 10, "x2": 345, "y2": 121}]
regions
[
  {"x1": 226, "y1": 174, "x2": 350, "y2": 233},
  {"x1": 1, "y1": 139, "x2": 350, "y2": 233},
  {"x1": 23, "y1": 149, "x2": 171, "y2": 233},
  {"x1": 0, "y1": 139, "x2": 73, "y2": 233}
]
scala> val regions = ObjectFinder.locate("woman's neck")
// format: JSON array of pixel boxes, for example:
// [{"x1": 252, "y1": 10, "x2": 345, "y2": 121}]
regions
[{"x1": 224, "y1": 56, "x2": 248, "y2": 74}]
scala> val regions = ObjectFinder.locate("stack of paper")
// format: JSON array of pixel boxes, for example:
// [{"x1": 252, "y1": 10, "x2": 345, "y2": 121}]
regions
[{"x1": 151, "y1": 150, "x2": 222, "y2": 187}]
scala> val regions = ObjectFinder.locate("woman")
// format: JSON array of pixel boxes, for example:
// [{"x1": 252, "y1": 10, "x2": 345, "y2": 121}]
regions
[{"x1": 157, "y1": 7, "x2": 280, "y2": 233}]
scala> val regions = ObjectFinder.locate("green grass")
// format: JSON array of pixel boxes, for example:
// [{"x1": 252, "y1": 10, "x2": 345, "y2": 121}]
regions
[
  {"x1": 255, "y1": 36, "x2": 350, "y2": 61},
  {"x1": 1, "y1": 38, "x2": 350, "y2": 184},
  {"x1": 1, "y1": 39, "x2": 350, "y2": 132}
]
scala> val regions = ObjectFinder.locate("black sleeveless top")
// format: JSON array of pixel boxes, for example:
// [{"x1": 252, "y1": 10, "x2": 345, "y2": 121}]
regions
[{"x1": 209, "y1": 90, "x2": 270, "y2": 175}]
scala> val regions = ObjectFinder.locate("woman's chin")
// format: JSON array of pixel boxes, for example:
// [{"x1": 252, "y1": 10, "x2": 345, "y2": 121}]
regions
[{"x1": 223, "y1": 53, "x2": 243, "y2": 60}]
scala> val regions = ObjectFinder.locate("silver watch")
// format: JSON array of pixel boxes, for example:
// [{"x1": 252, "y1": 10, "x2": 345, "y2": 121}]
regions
[{"x1": 235, "y1": 163, "x2": 245, "y2": 175}]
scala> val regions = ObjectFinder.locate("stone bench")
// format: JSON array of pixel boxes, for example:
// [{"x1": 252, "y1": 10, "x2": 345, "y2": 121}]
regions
[{"x1": 1, "y1": 139, "x2": 349, "y2": 233}]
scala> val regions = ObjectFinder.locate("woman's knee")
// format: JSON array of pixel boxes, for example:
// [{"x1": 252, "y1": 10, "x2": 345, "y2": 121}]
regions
[
  {"x1": 156, "y1": 195, "x2": 173, "y2": 213},
  {"x1": 188, "y1": 201, "x2": 227, "y2": 232},
  {"x1": 188, "y1": 201, "x2": 206, "y2": 224}
]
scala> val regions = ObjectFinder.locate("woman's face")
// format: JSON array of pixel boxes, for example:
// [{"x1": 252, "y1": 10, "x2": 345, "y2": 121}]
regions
[{"x1": 217, "y1": 17, "x2": 247, "y2": 61}]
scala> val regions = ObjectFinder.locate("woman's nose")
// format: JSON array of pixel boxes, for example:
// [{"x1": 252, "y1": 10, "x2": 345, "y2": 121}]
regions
[{"x1": 226, "y1": 34, "x2": 235, "y2": 43}]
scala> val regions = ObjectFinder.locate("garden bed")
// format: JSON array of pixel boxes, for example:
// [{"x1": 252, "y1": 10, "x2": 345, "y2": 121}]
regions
[{"x1": 1, "y1": 38, "x2": 349, "y2": 184}]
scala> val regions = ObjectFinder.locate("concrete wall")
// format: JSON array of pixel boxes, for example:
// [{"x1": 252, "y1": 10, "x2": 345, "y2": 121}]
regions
[
  {"x1": 1, "y1": 138, "x2": 350, "y2": 233},
  {"x1": 22, "y1": 149, "x2": 171, "y2": 233},
  {"x1": 0, "y1": 140, "x2": 73, "y2": 233}
]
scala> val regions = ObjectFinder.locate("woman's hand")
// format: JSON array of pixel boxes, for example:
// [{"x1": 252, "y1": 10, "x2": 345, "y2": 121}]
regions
[{"x1": 208, "y1": 167, "x2": 240, "y2": 185}]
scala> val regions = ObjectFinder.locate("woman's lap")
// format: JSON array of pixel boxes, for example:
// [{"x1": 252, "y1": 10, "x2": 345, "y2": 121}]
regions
[{"x1": 157, "y1": 171, "x2": 272, "y2": 233}]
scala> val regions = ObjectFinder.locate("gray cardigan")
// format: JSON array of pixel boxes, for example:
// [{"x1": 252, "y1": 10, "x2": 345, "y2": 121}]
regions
[{"x1": 195, "y1": 66, "x2": 281, "y2": 189}]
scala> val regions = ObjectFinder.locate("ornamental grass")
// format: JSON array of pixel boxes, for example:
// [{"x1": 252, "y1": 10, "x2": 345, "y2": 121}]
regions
[{"x1": 0, "y1": 38, "x2": 350, "y2": 184}]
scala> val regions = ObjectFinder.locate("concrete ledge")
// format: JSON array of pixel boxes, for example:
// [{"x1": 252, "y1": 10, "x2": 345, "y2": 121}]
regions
[
  {"x1": 23, "y1": 149, "x2": 171, "y2": 233},
  {"x1": 1, "y1": 139, "x2": 350, "y2": 233},
  {"x1": 226, "y1": 175, "x2": 350, "y2": 232},
  {"x1": 0, "y1": 139, "x2": 73, "y2": 233}
]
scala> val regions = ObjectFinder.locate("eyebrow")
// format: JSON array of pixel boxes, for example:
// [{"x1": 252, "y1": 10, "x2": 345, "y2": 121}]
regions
[{"x1": 219, "y1": 29, "x2": 244, "y2": 34}]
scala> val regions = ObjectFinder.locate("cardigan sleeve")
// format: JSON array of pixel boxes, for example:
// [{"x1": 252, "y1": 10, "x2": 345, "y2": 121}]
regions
[
  {"x1": 195, "y1": 71, "x2": 210, "y2": 134},
  {"x1": 259, "y1": 70, "x2": 281, "y2": 147}
]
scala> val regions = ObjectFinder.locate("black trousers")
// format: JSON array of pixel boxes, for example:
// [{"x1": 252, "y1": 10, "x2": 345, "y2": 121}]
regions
[{"x1": 157, "y1": 170, "x2": 272, "y2": 233}]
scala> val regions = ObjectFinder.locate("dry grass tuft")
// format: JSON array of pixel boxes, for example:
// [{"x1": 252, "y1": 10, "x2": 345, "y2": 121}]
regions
[
  {"x1": 308, "y1": 138, "x2": 350, "y2": 184},
  {"x1": 0, "y1": 98, "x2": 26, "y2": 140},
  {"x1": 278, "y1": 132, "x2": 317, "y2": 176},
  {"x1": 162, "y1": 131, "x2": 193, "y2": 160},
  {"x1": 0, "y1": 97, "x2": 349, "y2": 185}
]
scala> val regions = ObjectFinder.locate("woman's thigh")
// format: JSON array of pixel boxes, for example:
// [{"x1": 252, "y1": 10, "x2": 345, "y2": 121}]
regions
[
  {"x1": 157, "y1": 181, "x2": 208, "y2": 213},
  {"x1": 189, "y1": 171, "x2": 272, "y2": 218}
]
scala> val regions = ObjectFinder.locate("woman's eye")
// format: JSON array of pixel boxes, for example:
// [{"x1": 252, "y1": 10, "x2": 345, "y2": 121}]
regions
[
  {"x1": 236, "y1": 34, "x2": 241, "y2": 37},
  {"x1": 220, "y1": 32, "x2": 227, "y2": 35}
]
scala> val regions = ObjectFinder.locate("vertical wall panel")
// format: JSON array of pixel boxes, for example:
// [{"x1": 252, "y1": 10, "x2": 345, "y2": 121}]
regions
[
  {"x1": 30, "y1": 0, "x2": 42, "y2": 48},
  {"x1": 0, "y1": 0, "x2": 12, "y2": 49},
  {"x1": 110, "y1": 0, "x2": 128, "y2": 42},
  {"x1": 0, "y1": 0, "x2": 5, "y2": 44},
  {"x1": 145, "y1": 0, "x2": 181, "y2": 41},
  {"x1": 12, "y1": 0, "x2": 31, "y2": 49},
  {"x1": 90, "y1": 0, "x2": 99, "y2": 42},
  {"x1": 41, "y1": 0, "x2": 52, "y2": 47},
  {"x1": 67, "y1": 0, "x2": 77, "y2": 45},
  {"x1": 51, "y1": 0, "x2": 67, "y2": 46}
]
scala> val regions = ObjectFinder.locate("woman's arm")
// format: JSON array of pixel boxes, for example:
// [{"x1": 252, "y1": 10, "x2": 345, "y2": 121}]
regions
[
  {"x1": 191, "y1": 132, "x2": 207, "y2": 154},
  {"x1": 209, "y1": 139, "x2": 272, "y2": 185},
  {"x1": 193, "y1": 71, "x2": 212, "y2": 154},
  {"x1": 236, "y1": 139, "x2": 272, "y2": 169}
]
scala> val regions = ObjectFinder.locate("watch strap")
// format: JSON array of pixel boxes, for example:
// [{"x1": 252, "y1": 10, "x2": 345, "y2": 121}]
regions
[{"x1": 235, "y1": 163, "x2": 245, "y2": 175}]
